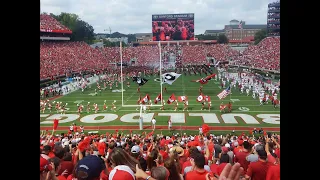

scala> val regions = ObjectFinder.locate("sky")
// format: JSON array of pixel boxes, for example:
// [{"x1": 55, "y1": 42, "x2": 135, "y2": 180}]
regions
[{"x1": 41, "y1": 0, "x2": 277, "y2": 35}]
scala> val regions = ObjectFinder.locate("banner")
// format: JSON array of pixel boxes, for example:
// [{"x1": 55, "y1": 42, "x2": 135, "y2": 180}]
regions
[
  {"x1": 152, "y1": 13, "x2": 194, "y2": 41},
  {"x1": 40, "y1": 29, "x2": 72, "y2": 34}
]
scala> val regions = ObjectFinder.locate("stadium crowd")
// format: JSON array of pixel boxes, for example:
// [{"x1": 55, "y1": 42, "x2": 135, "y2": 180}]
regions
[
  {"x1": 40, "y1": 41, "x2": 109, "y2": 79},
  {"x1": 40, "y1": 14, "x2": 71, "y2": 31},
  {"x1": 40, "y1": 129, "x2": 280, "y2": 180},
  {"x1": 230, "y1": 37, "x2": 280, "y2": 71}
]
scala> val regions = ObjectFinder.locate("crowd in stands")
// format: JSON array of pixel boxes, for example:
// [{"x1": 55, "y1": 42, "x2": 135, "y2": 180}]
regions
[
  {"x1": 231, "y1": 37, "x2": 280, "y2": 71},
  {"x1": 268, "y1": 13, "x2": 280, "y2": 18},
  {"x1": 40, "y1": 14, "x2": 71, "y2": 31},
  {"x1": 40, "y1": 130, "x2": 280, "y2": 180},
  {"x1": 267, "y1": 18, "x2": 280, "y2": 23},
  {"x1": 268, "y1": 32, "x2": 280, "y2": 36},
  {"x1": 40, "y1": 38, "x2": 280, "y2": 79},
  {"x1": 40, "y1": 41, "x2": 109, "y2": 79}
]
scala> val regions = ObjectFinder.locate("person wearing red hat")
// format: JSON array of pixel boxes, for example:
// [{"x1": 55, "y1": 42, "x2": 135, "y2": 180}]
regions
[
  {"x1": 233, "y1": 139, "x2": 244, "y2": 154},
  {"x1": 40, "y1": 156, "x2": 53, "y2": 180}
]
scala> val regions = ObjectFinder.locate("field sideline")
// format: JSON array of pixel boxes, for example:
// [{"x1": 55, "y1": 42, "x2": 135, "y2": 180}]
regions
[{"x1": 40, "y1": 69, "x2": 280, "y2": 135}]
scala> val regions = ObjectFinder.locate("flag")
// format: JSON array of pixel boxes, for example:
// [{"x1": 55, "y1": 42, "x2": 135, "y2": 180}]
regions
[
  {"x1": 140, "y1": 94, "x2": 150, "y2": 104},
  {"x1": 238, "y1": 20, "x2": 243, "y2": 29},
  {"x1": 132, "y1": 77, "x2": 148, "y2": 86},
  {"x1": 178, "y1": 96, "x2": 188, "y2": 102},
  {"x1": 53, "y1": 119, "x2": 59, "y2": 130},
  {"x1": 202, "y1": 124, "x2": 210, "y2": 134},
  {"x1": 167, "y1": 94, "x2": 176, "y2": 104},
  {"x1": 191, "y1": 74, "x2": 216, "y2": 84},
  {"x1": 161, "y1": 72, "x2": 181, "y2": 85},
  {"x1": 154, "y1": 93, "x2": 162, "y2": 104},
  {"x1": 197, "y1": 94, "x2": 204, "y2": 102},
  {"x1": 204, "y1": 95, "x2": 211, "y2": 102},
  {"x1": 217, "y1": 86, "x2": 231, "y2": 99},
  {"x1": 214, "y1": 61, "x2": 220, "y2": 67}
]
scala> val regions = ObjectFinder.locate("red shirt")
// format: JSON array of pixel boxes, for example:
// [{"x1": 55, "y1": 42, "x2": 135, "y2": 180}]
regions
[
  {"x1": 159, "y1": 150, "x2": 168, "y2": 160},
  {"x1": 185, "y1": 170, "x2": 209, "y2": 180},
  {"x1": 234, "y1": 150, "x2": 250, "y2": 173},
  {"x1": 58, "y1": 160, "x2": 74, "y2": 178},
  {"x1": 246, "y1": 160, "x2": 269, "y2": 180},
  {"x1": 210, "y1": 164, "x2": 218, "y2": 174},
  {"x1": 266, "y1": 164, "x2": 280, "y2": 180},
  {"x1": 181, "y1": 160, "x2": 192, "y2": 174},
  {"x1": 217, "y1": 163, "x2": 228, "y2": 175},
  {"x1": 57, "y1": 175, "x2": 67, "y2": 180}
]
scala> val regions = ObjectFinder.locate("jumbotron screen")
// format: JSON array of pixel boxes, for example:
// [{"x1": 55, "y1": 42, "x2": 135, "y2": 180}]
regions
[{"x1": 152, "y1": 13, "x2": 194, "y2": 41}]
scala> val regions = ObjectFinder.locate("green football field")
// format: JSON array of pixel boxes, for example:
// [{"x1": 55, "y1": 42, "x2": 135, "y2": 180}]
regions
[{"x1": 40, "y1": 69, "x2": 280, "y2": 135}]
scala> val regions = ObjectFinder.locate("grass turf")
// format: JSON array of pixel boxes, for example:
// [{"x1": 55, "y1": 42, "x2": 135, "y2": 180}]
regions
[{"x1": 40, "y1": 68, "x2": 280, "y2": 134}]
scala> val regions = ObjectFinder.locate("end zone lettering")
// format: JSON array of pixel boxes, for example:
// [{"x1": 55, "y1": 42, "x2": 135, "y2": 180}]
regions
[{"x1": 40, "y1": 113, "x2": 280, "y2": 125}]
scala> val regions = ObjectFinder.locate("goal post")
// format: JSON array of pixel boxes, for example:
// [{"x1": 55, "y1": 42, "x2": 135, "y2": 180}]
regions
[{"x1": 120, "y1": 41, "x2": 164, "y2": 107}]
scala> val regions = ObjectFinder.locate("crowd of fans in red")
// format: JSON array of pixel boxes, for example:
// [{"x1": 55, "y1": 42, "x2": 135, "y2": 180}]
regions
[
  {"x1": 40, "y1": 38, "x2": 280, "y2": 79},
  {"x1": 231, "y1": 37, "x2": 280, "y2": 71},
  {"x1": 40, "y1": 14, "x2": 71, "y2": 31},
  {"x1": 40, "y1": 42, "x2": 109, "y2": 79},
  {"x1": 40, "y1": 130, "x2": 280, "y2": 180}
]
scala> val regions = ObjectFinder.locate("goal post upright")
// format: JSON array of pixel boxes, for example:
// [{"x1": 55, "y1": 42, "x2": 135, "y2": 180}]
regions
[
  {"x1": 120, "y1": 41, "x2": 124, "y2": 106},
  {"x1": 159, "y1": 41, "x2": 164, "y2": 107},
  {"x1": 119, "y1": 40, "x2": 164, "y2": 107}
]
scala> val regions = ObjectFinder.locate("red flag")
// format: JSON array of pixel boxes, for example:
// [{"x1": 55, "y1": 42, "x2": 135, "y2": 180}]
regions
[
  {"x1": 53, "y1": 119, "x2": 59, "y2": 130},
  {"x1": 154, "y1": 93, "x2": 162, "y2": 104},
  {"x1": 140, "y1": 94, "x2": 150, "y2": 104},
  {"x1": 202, "y1": 124, "x2": 210, "y2": 134},
  {"x1": 197, "y1": 94, "x2": 204, "y2": 102},
  {"x1": 167, "y1": 94, "x2": 176, "y2": 104},
  {"x1": 220, "y1": 104, "x2": 226, "y2": 110},
  {"x1": 148, "y1": 131, "x2": 154, "y2": 137},
  {"x1": 191, "y1": 74, "x2": 216, "y2": 84},
  {"x1": 178, "y1": 96, "x2": 188, "y2": 102}
]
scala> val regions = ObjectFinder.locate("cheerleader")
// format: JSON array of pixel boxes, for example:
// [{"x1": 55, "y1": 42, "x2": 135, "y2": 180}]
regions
[
  {"x1": 111, "y1": 100, "x2": 116, "y2": 112},
  {"x1": 87, "y1": 102, "x2": 91, "y2": 113},
  {"x1": 94, "y1": 103, "x2": 99, "y2": 113},
  {"x1": 103, "y1": 100, "x2": 107, "y2": 111},
  {"x1": 174, "y1": 100, "x2": 178, "y2": 111},
  {"x1": 183, "y1": 100, "x2": 189, "y2": 112}
]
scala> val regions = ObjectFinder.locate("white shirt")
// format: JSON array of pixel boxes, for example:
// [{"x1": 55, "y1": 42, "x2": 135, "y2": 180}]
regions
[{"x1": 151, "y1": 119, "x2": 156, "y2": 124}]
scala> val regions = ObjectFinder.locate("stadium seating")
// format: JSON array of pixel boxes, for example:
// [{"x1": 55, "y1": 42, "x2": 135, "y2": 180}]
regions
[
  {"x1": 40, "y1": 41, "x2": 108, "y2": 79},
  {"x1": 40, "y1": 14, "x2": 71, "y2": 31},
  {"x1": 40, "y1": 37, "x2": 280, "y2": 79},
  {"x1": 231, "y1": 37, "x2": 280, "y2": 71}
]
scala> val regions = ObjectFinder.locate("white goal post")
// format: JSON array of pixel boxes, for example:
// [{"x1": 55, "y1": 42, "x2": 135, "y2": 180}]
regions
[{"x1": 120, "y1": 41, "x2": 164, "y2": 107}]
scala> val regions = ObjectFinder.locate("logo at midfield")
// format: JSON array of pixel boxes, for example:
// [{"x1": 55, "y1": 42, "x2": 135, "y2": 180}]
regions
[{"x1": 238, "y1": 107, "x2": 250, "y2": 111}]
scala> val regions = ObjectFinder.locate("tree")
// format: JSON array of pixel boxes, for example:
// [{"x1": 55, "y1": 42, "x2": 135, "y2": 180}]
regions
[
  {"x1": 217, "y1": 34, "x2": 228, "y2": 44},
  {"x1": 103, "y1": 39, "x2": 127, "y2": 47},
  {"x1": 195, "y1": 34, "x2": 217, "y2": 40},
  {"x1": 254, "y1": 29, "x2": 267, "y2": 45},
  {"x1": 51, "y1": 12, "x2": 95, "y2": 44}
]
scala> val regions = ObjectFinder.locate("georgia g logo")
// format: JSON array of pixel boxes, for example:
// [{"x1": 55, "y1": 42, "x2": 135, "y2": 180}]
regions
[{"x1": 164, "y1": 74, "x2": 175, "y2": 82}]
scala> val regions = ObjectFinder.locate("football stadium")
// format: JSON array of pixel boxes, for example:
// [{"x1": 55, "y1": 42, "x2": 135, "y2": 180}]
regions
[{"x1": 40, "y1": 1, "x2": 280, "y2": 180}]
